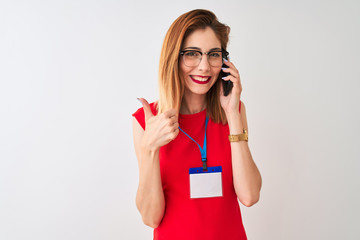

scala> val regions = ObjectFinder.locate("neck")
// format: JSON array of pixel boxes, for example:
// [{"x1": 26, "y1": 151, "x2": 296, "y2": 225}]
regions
[{"x1": 180, "y1": 91, "x2": 207, "y2": 115}]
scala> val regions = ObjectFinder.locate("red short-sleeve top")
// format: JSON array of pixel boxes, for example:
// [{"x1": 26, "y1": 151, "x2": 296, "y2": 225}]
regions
[{"x1": 132, "y1": 102, "x2": 247, "y2": 240}]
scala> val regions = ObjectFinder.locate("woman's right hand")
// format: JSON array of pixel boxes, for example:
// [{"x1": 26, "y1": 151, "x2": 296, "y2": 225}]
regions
[{"x1": 138, "y1": 98, "x2": 179, "y2": 152}]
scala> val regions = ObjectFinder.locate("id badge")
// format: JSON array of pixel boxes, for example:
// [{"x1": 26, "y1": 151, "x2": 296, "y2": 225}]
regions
[{"x1": 189, "y1": 166, "x2": 223, "y2": 199}]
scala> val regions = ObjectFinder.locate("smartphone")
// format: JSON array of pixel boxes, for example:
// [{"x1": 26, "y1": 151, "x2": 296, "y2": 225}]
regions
[{"x1": 221, "y1": 51, "x2": 233, "y2": 96}]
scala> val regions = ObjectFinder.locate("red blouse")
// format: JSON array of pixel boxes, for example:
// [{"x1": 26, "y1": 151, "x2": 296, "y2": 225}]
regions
[{"x1": 132, "y1": 102, "x2": 247, "y2": 240}]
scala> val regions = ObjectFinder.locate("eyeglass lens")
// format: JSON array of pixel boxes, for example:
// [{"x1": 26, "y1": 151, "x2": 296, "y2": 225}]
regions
[{"x1": 182, "y1": 51, "x2": 223, "y2": 67}]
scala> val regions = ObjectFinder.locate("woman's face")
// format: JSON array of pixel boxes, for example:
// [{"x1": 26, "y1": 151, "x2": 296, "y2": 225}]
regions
[{"x1": 180, "y1": 27, "x2": 222, "y2": 96}]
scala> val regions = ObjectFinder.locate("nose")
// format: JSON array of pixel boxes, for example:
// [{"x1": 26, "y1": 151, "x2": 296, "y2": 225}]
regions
[{"x1": 197, "y1": 54, "x2": 211, "y2": 72}]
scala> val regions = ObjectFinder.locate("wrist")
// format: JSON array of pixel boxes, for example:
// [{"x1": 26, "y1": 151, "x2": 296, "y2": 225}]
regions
[
  {"x1": 225, "y1": 112, "x2": 241, "y2": 125},
  {"x1": 226, "y1": 111, "x2": 240, "y2": 121},
  {"x1": 226, "y1": 113, "x2": 243, "y2": 132},
  {"x1": 141, "y1": 138, "x2": 160, "y2": 154}
]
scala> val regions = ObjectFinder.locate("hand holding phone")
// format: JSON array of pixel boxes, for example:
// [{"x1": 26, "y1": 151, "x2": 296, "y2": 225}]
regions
[{"x1": 220, "y1": 50, "x2": 233, "y2": 96}]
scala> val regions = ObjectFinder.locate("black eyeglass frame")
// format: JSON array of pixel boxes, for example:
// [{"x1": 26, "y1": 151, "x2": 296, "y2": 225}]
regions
[{"x1": 179, "y1": 49, "x2": 229, "y2": 66}]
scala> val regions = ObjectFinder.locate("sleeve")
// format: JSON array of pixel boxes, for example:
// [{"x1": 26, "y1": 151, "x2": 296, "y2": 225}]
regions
[
  {"x1": 132, "y1": 102, "x2": 158, "y2": 131},
  {"x1": 132, "y1": 107, "x2": 145, "y2": 130}
]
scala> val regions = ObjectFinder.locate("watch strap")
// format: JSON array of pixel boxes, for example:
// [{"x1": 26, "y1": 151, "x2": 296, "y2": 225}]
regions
[{"x1": 229, "y1": 129, "x2": 248, "y2": 142}]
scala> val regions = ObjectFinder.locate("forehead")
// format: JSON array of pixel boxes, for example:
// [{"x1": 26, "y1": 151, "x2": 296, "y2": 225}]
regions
[{"x1": 182, "y1": 27, "x2": 221, "y2": 50}]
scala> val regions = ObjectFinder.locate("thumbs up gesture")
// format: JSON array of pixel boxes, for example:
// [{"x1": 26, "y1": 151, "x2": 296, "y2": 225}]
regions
[{"x1": 138, "y1": 98, "x2": 179, "y2": 151}]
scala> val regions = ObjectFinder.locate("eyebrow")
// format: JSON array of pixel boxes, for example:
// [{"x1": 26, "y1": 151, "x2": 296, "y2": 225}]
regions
[{"x1": 183, "y1": 46, "x2": 222, "y2": 51}]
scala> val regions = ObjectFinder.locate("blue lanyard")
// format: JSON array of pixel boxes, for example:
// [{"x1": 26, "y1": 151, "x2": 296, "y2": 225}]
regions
[{"x1": 178, "y1": 116, "x2": 209, "y2": 170}]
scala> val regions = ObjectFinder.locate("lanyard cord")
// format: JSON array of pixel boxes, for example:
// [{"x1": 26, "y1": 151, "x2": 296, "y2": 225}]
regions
[{"x1": 178, "y1": 116, "x2": 209, "y2": 170}]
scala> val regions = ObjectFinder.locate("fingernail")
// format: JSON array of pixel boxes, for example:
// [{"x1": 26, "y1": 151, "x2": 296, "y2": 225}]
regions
[
  {"x1": 223, "y1": 58, "x2": 228, "y2": 62},
  {"x1": 221, "y1": 67, "x2": 228, "y2": 71},
  {"x1": 222, "y1": 76, "x2": 227, "y2": 80}
]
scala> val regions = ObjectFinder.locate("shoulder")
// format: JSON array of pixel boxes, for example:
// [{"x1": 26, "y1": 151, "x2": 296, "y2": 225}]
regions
[
  {"x1": 132, "y1": 101, "x2": 158, "y2": 130},
  {"x1": 236, "y1": 100, "x2": 245, "y2": 114},
  {"x1": 239, "y1": 100, "x2": 248, "y2": 130},
  {"x1": 239, "y1": 100, "x2": 245, "y2": 113}
]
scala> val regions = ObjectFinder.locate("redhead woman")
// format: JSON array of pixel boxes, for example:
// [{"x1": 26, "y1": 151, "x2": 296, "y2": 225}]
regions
[{"x1": 132, "y1": 9, "x2": 261, "y2": 240}]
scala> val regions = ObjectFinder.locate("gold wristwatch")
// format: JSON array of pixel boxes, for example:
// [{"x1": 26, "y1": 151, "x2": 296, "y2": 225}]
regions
[{"x1": 229, "y1": 129, "x2": 248, "y2": 142}]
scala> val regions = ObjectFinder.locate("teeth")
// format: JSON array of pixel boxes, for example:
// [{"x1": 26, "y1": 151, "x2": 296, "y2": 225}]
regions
[{"x1": 192, "y1": 76, "x2": 210, "y2": 81}]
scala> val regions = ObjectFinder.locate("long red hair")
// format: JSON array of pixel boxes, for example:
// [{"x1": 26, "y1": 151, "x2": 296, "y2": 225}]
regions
[{"x1": 157, "y1": 9, "x2": 230, "y2": 124}]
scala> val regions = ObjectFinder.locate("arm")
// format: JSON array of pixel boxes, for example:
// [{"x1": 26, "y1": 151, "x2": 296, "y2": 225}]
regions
[
  {"x1": 133, "y1": 118, "x2": 165, "y2": 228},
  {"x1": 227, "y1": 101, "x2": 262, "y2": 207},
  {"x1": 220, "y1": 59, "x2": 262, "y2": 207},
  {"x1": 132, "y1": 98, "x2": 179, "y2": 228}
]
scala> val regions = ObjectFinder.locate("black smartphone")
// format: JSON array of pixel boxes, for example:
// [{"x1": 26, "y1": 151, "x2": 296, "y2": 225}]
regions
[{"x1": 220, "y1": 50, "x2": 233, "y2": 96}]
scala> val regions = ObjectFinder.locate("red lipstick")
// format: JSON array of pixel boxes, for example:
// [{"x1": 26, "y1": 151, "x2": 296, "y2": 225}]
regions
[{"x1": 190, "y1": 75, "x2": 211, "y2": 84}]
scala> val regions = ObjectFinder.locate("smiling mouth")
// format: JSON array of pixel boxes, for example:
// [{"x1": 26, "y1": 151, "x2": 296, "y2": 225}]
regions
[{"x1": 190, "y1": 75, "x2": 211, "y2": 84}]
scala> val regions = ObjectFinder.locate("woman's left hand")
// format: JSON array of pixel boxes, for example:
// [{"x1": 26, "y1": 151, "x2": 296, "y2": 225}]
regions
[{"x1": 219, "y1": 58, "x2": 242, "y2": 117}]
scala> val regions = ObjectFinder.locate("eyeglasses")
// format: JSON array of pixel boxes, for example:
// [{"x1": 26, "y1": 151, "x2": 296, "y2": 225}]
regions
[{"x1": 179, "y1": 49, "x2": 229, "y2": 67}]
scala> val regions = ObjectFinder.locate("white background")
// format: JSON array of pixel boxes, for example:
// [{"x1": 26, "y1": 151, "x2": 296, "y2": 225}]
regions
[{"x1": 1, "y1": 0, "x2": 359, "y2": 239}]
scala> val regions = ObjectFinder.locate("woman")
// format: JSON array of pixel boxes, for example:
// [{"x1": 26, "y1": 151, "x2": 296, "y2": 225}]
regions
[{"x1": 132, "y1": 9, "x2": 261, "y2": 240}]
